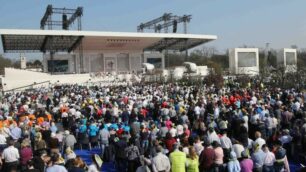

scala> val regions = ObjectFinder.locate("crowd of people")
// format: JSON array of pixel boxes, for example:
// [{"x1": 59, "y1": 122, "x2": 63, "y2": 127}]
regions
[{"x1": 0, "y1": 82, "x2": 305, "y2": 172}]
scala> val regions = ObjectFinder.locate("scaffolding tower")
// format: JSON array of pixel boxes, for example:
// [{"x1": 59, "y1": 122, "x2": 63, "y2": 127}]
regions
[
  {"x1": 40, "y1": 5, "x2": 84, "y2": 74},
  {"x1": 137, "y1": 13, "x2": 192, "y2": 65}
]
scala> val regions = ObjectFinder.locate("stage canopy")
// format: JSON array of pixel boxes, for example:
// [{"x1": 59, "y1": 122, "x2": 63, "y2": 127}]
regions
[{"x1": 0, "y1": 29, "x2": 217, "y2": 53}]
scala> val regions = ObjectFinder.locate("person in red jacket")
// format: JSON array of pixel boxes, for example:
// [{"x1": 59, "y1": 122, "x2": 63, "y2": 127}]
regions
[
  {"x1": 164, "y1": 132, "x2": 177, "y2": 153},
  {"x1": 199, "y1": 138, "x2": 215, "y2": 172}
]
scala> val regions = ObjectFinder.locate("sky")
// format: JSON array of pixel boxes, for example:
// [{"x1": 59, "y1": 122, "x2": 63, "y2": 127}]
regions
[{"x1": 1, "y1": 0, "x2": 306, "y2": 60}]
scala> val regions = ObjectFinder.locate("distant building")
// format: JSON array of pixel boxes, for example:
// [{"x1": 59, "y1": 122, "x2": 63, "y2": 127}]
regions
[{"x1": 20, "y1": 53, "x2": 26, "y2": 69}]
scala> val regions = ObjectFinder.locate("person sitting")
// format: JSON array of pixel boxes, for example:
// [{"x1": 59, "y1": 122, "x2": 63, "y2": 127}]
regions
[
  {"x1": 46, "y1": 153, "x2": 67, "y2": 172},
  {"x1": 68, "y1": 156, "x2": 86, "y2": 172}
]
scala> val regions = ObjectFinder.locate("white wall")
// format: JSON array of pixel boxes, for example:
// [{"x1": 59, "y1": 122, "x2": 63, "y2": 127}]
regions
[
  {"x1": 2, "y1": 68, "x2": 90, "y2": 91},
  {"x1": 41, "y1": 51, "x2": 163, "y2": 75},
  {"x1": 2, "y1": 68, "x2": 138, "y2": 91},
  {"x1": 229, "y1": 48, "x2": 259, "y2": 75},
  {"x1": 74, "y1": 51, "x2": 143, "y2": 73}
]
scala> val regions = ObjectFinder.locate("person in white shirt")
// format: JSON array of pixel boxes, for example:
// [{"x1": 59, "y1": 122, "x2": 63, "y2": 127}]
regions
[
  {"x1": 279, "y1": 129, "x2": 292, "y2": 145},
  {"x1": 208, "y1": 127, "x2": 220, "y2": 144},
  {"x1": 232, "y1": 140, "x2": 245, "y2": 159},
  {"x1": 152, "y1": 146, "x2": 171, "y2": 172},
  {"x1": 194, "y1": 105, "x2": 201, "y2": 118},
  {"x1": 254, "y1": 131, "x2": 266, "y2": 150},
  {"x1": 176, "y1": 124, "x2": 184, "y2": 136},
  {"x1": 262, "y1": 144, "x2": 275, "y2": 171},
  {"x1": 169, "y1": 125, "x2": 177, "y2": 138},
  {"x1": 220, "y1": 130, "x2": 232, "y2": 150},
  {"x1": 1, "y1": 139, "x2": 19, "y2": 171},
  {"x1": 99, "y1": 125, "x2": 110, "y2": 156},
  {"x1": 193, "y1": 136, "x2": 204, "y2": 156},
  {"x1": 0, "y1": 129, "x2": 7, "y2": 150}
]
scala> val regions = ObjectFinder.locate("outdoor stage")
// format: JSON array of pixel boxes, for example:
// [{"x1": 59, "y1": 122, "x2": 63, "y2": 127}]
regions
[{"x1": 0, "y1": 29, "x2": 217, "y2": 74}]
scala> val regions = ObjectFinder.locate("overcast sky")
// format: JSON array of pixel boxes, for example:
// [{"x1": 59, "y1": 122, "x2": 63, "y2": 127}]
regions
[{"x1": 1, "y1": 0, "x2": 306, "y2": 60}]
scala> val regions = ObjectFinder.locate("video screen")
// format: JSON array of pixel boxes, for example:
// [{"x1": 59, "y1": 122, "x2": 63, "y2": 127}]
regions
[
  {"x1": 48, "y1": 60, "x2": 69, "y2": 72},
  {"x1": 286, "y1": 52, "x2": 296, "y2": 65},
  {"x1": 237, "y1": 52, "x2": 256, "y2": 67},
  {"x1": 147, "y1": 58, "x2": 162, "y2": 68}
]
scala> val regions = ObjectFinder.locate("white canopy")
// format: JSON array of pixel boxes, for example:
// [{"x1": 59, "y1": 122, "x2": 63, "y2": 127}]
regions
[{"x1": 0, "y1": 29, "x2": 217, "y2": 53}]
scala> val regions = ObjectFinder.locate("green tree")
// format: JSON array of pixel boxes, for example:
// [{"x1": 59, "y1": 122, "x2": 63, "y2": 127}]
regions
[
  {"x1": 0, "y1": 55, "x2": 13, "y2": 75},
  {"x1": 33, "y1": 60, "x2": 43, "y2": 68}
]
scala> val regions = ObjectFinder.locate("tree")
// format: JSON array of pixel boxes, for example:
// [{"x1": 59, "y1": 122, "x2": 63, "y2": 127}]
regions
[
  {"x1": 33, "y1": 60, "x2": 43, "y2": 68},
  {"x1": 203, "y1": 69, "x2": 224, "y2": 88},
  {"x1": 0, "y1": 55, "x2": 13, "y2": 75}
]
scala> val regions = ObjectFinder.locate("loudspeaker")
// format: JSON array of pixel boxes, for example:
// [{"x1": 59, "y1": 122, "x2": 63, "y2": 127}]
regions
[
  {"x1": 173, "y1": 20, "x2": 177, "y2": 33},
  {"x1": 62, "y1": 14, "x2": 68, "y2": 30}
]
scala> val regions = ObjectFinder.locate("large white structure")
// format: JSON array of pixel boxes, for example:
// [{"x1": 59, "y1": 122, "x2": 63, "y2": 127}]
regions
[
  {"x1": 1, "y1": 68, "x2": 141, "y2": 91},
  {"x1": 277, "y1": 48, "x2": 297, "y2": 72},
  {"x1": 0, "y1": 29, "x2": 216, "y2": 74},
  {"x1": 0, "y1": 29, "x2": 216, "y2": 90},
  {"x1": 229, "y1": 48, "x2": 259, "y2": 75}
]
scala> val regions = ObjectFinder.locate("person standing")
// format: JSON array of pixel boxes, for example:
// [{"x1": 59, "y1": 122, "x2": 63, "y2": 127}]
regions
[
  {"x1": 212, "y1": 141, "x2": 224, "y2": 172},
  {"x1": 89, "y1": 121, "x2": 99, "y2": 150},
  {"x1": 170, "y1": 143, "x2": 186, "y2": 172},
  {"x1": 199, "y1": 138, "x2": 215, "y2": 172},
  {"x1": 152, "y1": 145, "x2": 171, "y2": 172},
  {"x1": 99, "y1": 124, "x2": 110, "y2": 156},
  {"x1": 186, "y1": 146, "x2": 199, "y2": 172},
  {"x1": 125, "y1": 138, "x2": 141, "y2": 172},
  {"x1": 262, "y1": 144, "x2": 275, "y2": 172},
  {"x1": 240, "y1": 150, "x2": 254, "y2": 172},
  {"x1": 20, "y1": 141, "x2": 33, "y2": 171},
  {"x1": 251, "y1": 143, "x2": 266, "y2": 172},
  {"x1": 1, "y1": 139, "x2": 20, "y2": 172},
  {"x1": 114, "y1": 135, "x2": 128, "y2": 172},
  {"x1": 227, "y1": 151, "x2": 241, "y2": 172},
  {"x1": 63, "y1": 130, "x2": 77, "y2": 150}
]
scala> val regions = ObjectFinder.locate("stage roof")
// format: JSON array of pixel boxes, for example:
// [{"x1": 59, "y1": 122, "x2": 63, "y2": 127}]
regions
[{"x1": 0, "y1": 29, "x2": 217, "y2": 53}]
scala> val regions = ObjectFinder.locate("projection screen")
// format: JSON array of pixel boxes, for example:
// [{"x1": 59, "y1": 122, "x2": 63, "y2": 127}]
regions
[
  {"x1": 237, "y1": 52, "x2": 257, "y2": 67},
  {"x1": 147, "y1": 58, "x2": 162, "y2": 68},
  {"x1": 285, "y1": 52, "x2": 296, "y2": 65}
]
